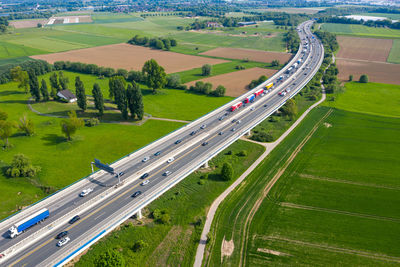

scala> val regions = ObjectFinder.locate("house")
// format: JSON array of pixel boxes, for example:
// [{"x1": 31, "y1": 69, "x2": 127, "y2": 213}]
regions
[
  {"x1": 57, "y1": 89, "x2": 77, "y2": 103},
  {"x1": 238, "y1": 21, "x2": 257, "y2": 27},
  {"x1": 207, "y1": 22, "x2": 222, "y2": 28}
]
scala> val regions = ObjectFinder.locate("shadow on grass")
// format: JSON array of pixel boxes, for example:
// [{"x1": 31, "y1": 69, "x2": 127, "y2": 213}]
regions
[
  {"x1": 0, "y1": 90, "x2": 25, "y2": 96},
  {"x1": 206, "y1": 173, "x2": 224, "y2": 182},
  {"x1": 0, "y1": 99, "x2": 29, "y2": 105},
  {"x1": 41, "y1": 134, "x2": 66, "y2": 146}
]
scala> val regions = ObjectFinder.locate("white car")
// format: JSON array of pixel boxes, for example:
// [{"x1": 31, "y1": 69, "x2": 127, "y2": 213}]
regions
[
  {"x1": 200, "y1": 124, "x2": 206, "y2": 129},
  {"x1": 141, "y1": 180, "x2": 150, "y2": 186},
  {"x1": 57, "y1": 237, "x2": 70, "y2": 247},
  {"x1": 142, "y1": 157, "x2": 150, "y2": 162},
  {"x1": 167, "y1": 157, "x2": 175, "y2": 163},
  {"x1": 80, "y1": 188, "x2": 93, "y2": 197},
  {"x1": 250, "y1": 107, "x2": 255, "y2": 111}
]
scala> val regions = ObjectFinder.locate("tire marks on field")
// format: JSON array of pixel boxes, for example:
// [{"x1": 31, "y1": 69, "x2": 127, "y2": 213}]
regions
[
  {"x1": 239, "y1": 108, "x2": 333, "y2": 266},
  {"x1": 280, "y1": 202, "x2": 400, "y2": 223},
  {"x1": 258, "y1": 236, "x2": 400, "y2": 263},
  {"x1": 298, "y1": 173, "x2": 400, "y2": 191}
]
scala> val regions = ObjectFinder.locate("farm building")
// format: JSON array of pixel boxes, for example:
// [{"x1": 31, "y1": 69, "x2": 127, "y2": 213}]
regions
[
  {"x1": 207, "y1": 22, "x2": 223, "y2": 28},
  {"x1": 238, "y1": 21, "x2": 257, "y2": 26},
  {"x1": 57, "y1": 90, "x2": 77, "y2": 103}
]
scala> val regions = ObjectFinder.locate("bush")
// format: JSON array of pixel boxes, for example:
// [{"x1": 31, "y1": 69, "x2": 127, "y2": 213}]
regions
[
  {"x1": 251, "y1": 131, "x2": 274, "y2": 142},
  {"x1": 359, "y1": 74, "x2": 369, "y2": 83},
  {"x1": 198, "y1": 179, "x2": 205, "y2": 185},
  {"x1": 152, "y1": 209, "x2": 170, "y2": 224},
  {"x1": 237, "y1": 150, "x2": 247, "y2": 157},
  {"x1": 85, "y1": 118, "x2": 100, "y2": 127},
  {"x1": 235, "y1": 65, "x2": 245, "y2": 70},
  {"x1": 166, "y1": 74, "x2": 181, "y2": 88},
  {"x1": 349, "y1": 74, "x2": 353, "y2": 81},
  {"x1": 132, "y1": 240, "x2": 148, "y2": 252},
  {"x1": 202, "y1": 64, "x2": 212, "y2": 76},
  {"x1": 5, "y1": 154, "x2": 41, "y2": 178},
  {"x1": 220, "y1": 162, "x2": 233, "y2": 181}
]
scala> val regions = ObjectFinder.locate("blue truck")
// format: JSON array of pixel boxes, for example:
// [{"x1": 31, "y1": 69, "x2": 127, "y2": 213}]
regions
[{"x1": 8, "y1": 208, "x2": 49, "y2": 238}]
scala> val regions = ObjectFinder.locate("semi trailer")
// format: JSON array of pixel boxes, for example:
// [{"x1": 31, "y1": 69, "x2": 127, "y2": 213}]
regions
[{"x1": 8, "y1": 208, "x2": 49, "y2": 238}]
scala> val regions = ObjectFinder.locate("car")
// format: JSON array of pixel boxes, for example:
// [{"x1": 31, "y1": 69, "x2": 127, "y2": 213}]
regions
[
  {"x1": 202, "y1": 142, "x2": 208, "y2": 146},
  {"x1": 56, "y1": 231, "x2": 68, "y2": 239},
  {"x1": 236, "y1": 120, "x2": 241, "y2": 124},
  {"x1": 200, "y1": 124, "x2": 206, "y2": 129},
  {"x1": 286, "y1": 88, "x2": 291, "y2": 92},
  {"x1": 175, "y1": 140, "x2": 182, "y2": 144},
  {"x1": 224, "y1": 112, "x2": 229, "y2": 116},
  {"x1": 57, "y1": 237, "x2": 70, "y2": 247},
  {"x1": 231, "y1": 119, "x2": 236, "y2": 123},
  {"x1": 231, "y1": 128, "x2": 236, "y2": 132},
  {"x1": 115, "y1": 171, "x2": 124, "y2": 177},
  {"x1": 219, "y1": 131, "x2": 224, "y2": 135},
  {"x1": 264, "y1": 104, "x2": 268, "y2": 107},
  {"x1": 304, "y1": 73, "x2": 307, "y2": 75},
  {"x1": 79, "y1": 188, "x2": 93, "y2": 197},
  {"x1": 132, "y1": 191, "x2": 142, "y2": 198},
  {"x1": 163, "y1": 171, "x2": 172, "y2": 176},
  {"x1": 154, "y1": 151, "x2": 161, "y2": 156},
  {"x1": 142, "y1": 157, "x2": 150, "y2": 162},
  {"x1": 141, "y1": 173, "x2": 149, "y2": 179},
  {"x1": 250, "y1": 107, "x2": 255, "y2": 111},
  {"x1": 219, "y1": 116, "x2": 224, "y2": 121},
  {"x1": 167, "y1": 157, "x2": 175, "y2": 163},
  {"x1": 0, "y1": 254, "x2": 4, "y2": 259},
  {"x1": 141, "y1": 180, "x2": 150, "y2": 186},
  {"x1": 69, "y1": 215, "x2": 80, "y2": 224},
  {"x1": 190, "y1": 130, "x2": 197, "y2": 136}
]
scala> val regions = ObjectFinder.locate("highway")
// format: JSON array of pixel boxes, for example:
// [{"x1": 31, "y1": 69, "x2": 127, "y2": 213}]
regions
[{"x1": 0, "y1": 20, "x2": 323, "y2": 266}]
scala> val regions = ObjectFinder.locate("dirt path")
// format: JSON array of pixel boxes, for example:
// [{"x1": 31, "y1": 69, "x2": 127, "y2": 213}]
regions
[{"x1": 193, "y1": 89, "x2": 328, "y2": 267}]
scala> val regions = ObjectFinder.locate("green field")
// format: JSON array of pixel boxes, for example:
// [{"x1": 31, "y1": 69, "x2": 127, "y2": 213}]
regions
[
  {"x1": 388, "y1": 39, "x2": 400, "y2": 64},
  {"x1": 320, "y1": 23, "x2": 400, "y2": 39},
  {"x1": 205, "y1": 82, "x2": 400, "y2": 266},
  {"x1": 76, "y1": 140, "x2": 265, "y2": 267},
  {"x1": 324, "y1": 82, "x2": 400, "y2": 118}
]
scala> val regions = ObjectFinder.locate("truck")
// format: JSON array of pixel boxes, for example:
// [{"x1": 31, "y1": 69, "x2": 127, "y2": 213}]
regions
[
  {"x1": 8, "y1": 208, "x2": 49, "y2": 238},
  {"x1": 254, "y1": 88, "x2": 264, "y2": 97},
  {"x1": 286, "y1": 67, "x2": 293, "y2": 74},
  {"x1": 244, "y1": 94, "x2": 255, "y2": 103},
  {"x1": 293, "y1": 63, "x2": 298, "y2": 68},
  {"x1": 264, "y1": 82, "x2": 273, "y2": 91},
  {"x1": 297, "y1": 58, "x2": 302, "y2": 64},
  {"x1": 230, "y1": 102, "x2": 242, "y2": 112}
]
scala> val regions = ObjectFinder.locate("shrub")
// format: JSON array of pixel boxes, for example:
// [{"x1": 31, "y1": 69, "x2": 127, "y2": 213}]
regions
[
  {"x1": 202, "y1": 64, "x2": 212, "y2": 76},
  {"x1": 5, "y1": 154, "x2": 41, "y2": 178},
  {"x1": 85, "y1": 118, "x2": 100, "y2": 127},
  {"x1": 359, "y1": 74, "x2": 368, "y2": 83},
  {"x1": 251, "y1": 132, "x2": 274, "y2": 142},
  {"x1": 132, "y1": 240, "x2": 148, "y2": 252},
  {"x1": 220, "y1": 162, "x2": 233, "y2": 181},
  {"x1": 198, "y1": 179, "x2": 206, "y2": 185},
  {"x1": 237, "y1": 150, "x2": 247, "y2": 157}
]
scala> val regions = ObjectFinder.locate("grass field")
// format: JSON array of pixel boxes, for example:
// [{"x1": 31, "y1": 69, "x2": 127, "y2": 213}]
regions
[
  {"x1": 388, "y1": 39, "x2": 400, "y2": 64},
  {"x1": 205, "y1": 81, "x2": 400, "y2": 266},
  {"x1": 324, "y1": 82, "x2": 400, "y2": 118},
  {"x1": 76, "y1": 140, "x2": 265, "y2": 267},
  {"x1": 320, "y1": 23, "x2": 400, "y2": 39}
]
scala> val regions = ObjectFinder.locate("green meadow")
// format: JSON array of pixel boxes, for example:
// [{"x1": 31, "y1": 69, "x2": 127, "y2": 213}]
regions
[
  {"x1": 320, "y1": 23, "x2": 400, "y2": 39},
  {"x1": 388, "y1": 39, "x2": 400, "y2": 64}
]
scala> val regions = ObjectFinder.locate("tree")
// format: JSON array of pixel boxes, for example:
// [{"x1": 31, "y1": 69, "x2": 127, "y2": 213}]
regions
[
  {"x1": 271, "y1": 59, "x2": 280, "y2": 67},
  {"x1": 0, "y1": 120, "x2": 15, "y2": 148},
  {"x1": 166, "y1": 74, "x2": 181, "y2": 88},
  {"x1": 49, "y1": 72, "x2": 60, "y2": 97},
  {"x1": 359, "y1": 74, "x2": 369, "y2": 83},
  {"x1": 213, "y1": 85, "x2": 226, "y2": 97},
  {"x1": 202, "y1": 64, "x2": 212, "y2": 76},
  {"x1": 155, "y1": 39, "x2": 165, "y2": 50},
  {"x1": 0, "y1": 109, "x2": 7, "y2": 121},
  {"x1": 132, "y1": 240, "x2": 148, "y2": 252},
  {"x1": 111, "y1": 77, "x2": 128, "y2": 119},
  {"x1": 40, "y1": 79, "x2": 49, "y2": 101},
  {"x1": 109, "y1": 76, "x2": 126, "y2": 100},
  {"x1": 10, "y1": 66, "x2": 29, "y2": 93},
  {"x1": 281, "y1": 99, "x2": 297, "y2": 120},
  {"x1": 162, "y1": 38, "x2": 171, "y2": 50},
  {"x1": 17, "y1": 115, "x2": 34, "y2": 136},
  {"x1": 58, "y1": 71, "x2": 69, "y2": 90},
  {"x1": 28, "y1": 71, "x2": 41, "y2": 102},
  {"x1": 92, "y1": 83, "x2": 104, "y2": 116},
  {"x1": 95, "y1": 249, "x2": 125, "y2": 267},
  {"x1": 37, "y1": 23, "x2": 42, "y2": 28},
  {"x1": 220, "y1": 162, "x2": 233, "y2": 181},
  {"x1": 60, "y1": 111, "x2": 84, "y2": 141},
  {"x1": 127, "y1": 81, "x2": 144, "y2": 120},
  {"x1": 349, "y1": 74, "x2": 353, "y2": 81},
  {"x1": 75, "y1": 76, "x2": 87, "y2": 111},
  {"x1": 6, "y1": 154, "x2": 40, "y2": 178},
  {"x1": 142, "y1": 59, "x2": 167, "y2": 94}
]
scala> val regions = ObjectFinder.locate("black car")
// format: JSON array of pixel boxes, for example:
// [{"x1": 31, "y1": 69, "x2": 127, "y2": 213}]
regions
[
  {"x1": 154, "y1": 151, "x2": 161, "y2": 156},
  {"x1": 190, "y1": 131, "x2": 197, "y2": 136},
  {"x1": 56, "y1": 231, "x2": 68, "y2": 239},
  {"x1": 141, "y1": 173, "x2": 149, "y2": 179},
  {"x1": 175, "y1": 140, "x2": 182, "y2": 144},
  {"x1": 132, "y1": 191, "x2": 142, "y2": 198},
  {"x1": 69, "y1": 215, "x2": 80, "y2": 224},
  {"x1": 219, "y1": 131, "x2": 224, "y2": 135},
  {"x1": 115, "y1": 172, "x2": 124, "y2": 177},
  {"x1": 202, "y1": 142, "x2": 208, "y2": 146}
]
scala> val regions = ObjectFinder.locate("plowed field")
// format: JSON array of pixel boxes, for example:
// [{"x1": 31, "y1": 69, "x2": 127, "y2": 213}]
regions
[
  {"x1": 337, "y1": 58, "x2": 400, "y2": 85},
  {"x1": 31, "y1": 43, "x2": 228, "y2": 73},
  {"x1": 9, "y1": 19, "x2": 47, "y2": 29},
  {"x1": 185, "y1": 67, "x2": 277, "y2": 97},
  {"x1": 200, "y1": 47, "x2": 292, "y2": 64},
  {"x1": 337, "y1": 36, "x2": 392, "y2": 62}
]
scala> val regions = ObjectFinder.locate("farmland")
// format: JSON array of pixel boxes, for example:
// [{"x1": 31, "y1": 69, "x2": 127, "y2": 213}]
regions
[
  {"x1": 388, "y1": 39, "x2": 400, "y2": 64},
  {"x1": 205, "y1": 80, "x2": 400, "y2": 266},
  {"x1": 320, "y1": 23, "x2": 400, "y2": 39},
  {"x1": 9, "y1": 19, "x2": 47, "y2": 29},
  {"x1": 185, "y1": 67, "x2": 278, "y2": 97},
  {"x1": 200, "y1": 47, "x2": 292, "y2": 64},
  {"x1": 336, "y1": 58, "x2": 400, "y2": 85},
  {"x1": 336, "y1": 36, "x2": 392, "y2": 62}
]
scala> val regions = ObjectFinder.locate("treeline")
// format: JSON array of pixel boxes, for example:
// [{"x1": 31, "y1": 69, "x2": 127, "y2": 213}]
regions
[
  {"x1": 285, "y1": 29, "x2": 300, "y2": 53},
  {"x1": 0, "y1": 59, "x2": 52, "y2": 84},
  {"x1": 314, "y1": 31, "x2": 339, "y2": 54},
  {"x1": 188, "y1": 81, "x2": 226, "y2": 97},
  {"x1": 317, "y1": 16, "x2": 400, "y2": 30},
  {"x1": 0, "y1": 17, "x2": 8, "y2": 33},
  {"x1": 127, "y1": 35, "x2": 177, "y2": 51},
  {"x1": 7, "y1": 11, "x2": 53, "y2": 20}
]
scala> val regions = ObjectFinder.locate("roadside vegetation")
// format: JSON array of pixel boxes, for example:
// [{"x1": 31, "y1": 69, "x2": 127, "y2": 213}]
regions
[{"x1": 75, "y1": 140, "x2": 265, "y2": 267}]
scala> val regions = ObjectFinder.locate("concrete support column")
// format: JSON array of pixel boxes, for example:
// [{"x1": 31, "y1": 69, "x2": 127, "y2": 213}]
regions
[
  {"x1": 245, "y1": 130, "x2": 251, "y2": 136},
  {"x1": 136, "y1": 209, "x2": 142, "y2": 219},
  {"x1": 201, "y1": 161, "x2": 209, "y2": 168}
]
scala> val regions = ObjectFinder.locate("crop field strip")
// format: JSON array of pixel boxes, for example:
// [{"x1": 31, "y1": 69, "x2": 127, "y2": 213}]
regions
[
  {"x1": 336, "y1": 36, "x2": 392, "y2": 62},
  {"x1": 320, "y1": 23, "x2": 400, "y2": 39}
]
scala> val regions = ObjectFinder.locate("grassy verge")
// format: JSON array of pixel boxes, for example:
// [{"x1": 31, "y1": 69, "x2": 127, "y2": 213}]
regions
[
  {"x1": 75, "y1": 140, "x2": 265, "y2": 266},
  {"x1": 387, "y1": 39, "x2": 400, "y2": 64},
  {"x1": 173, "y1": 61, "x2": 274, "y2": 84}
]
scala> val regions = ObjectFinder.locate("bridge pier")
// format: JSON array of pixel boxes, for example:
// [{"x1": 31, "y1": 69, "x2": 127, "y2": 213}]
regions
[
  {"x1": 201, "y1": 161, "x2": 209, "y2": 168},
  {"x1": 244, "y1": 130, "x2": 251, "y2": 136},
  {"x1": 136, "y1": 209, "x2": 142, "y2": 219}
]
